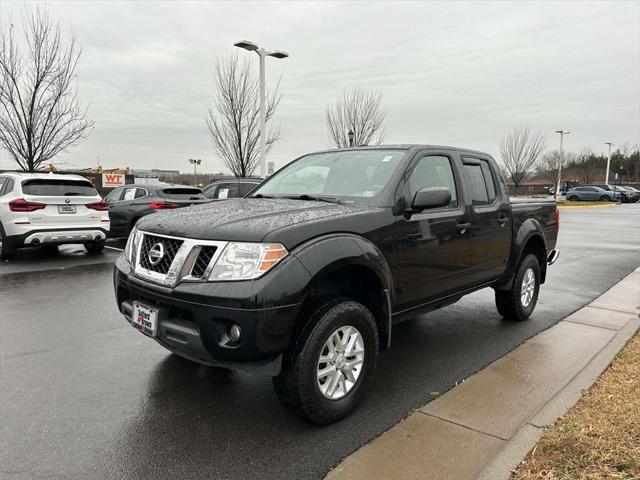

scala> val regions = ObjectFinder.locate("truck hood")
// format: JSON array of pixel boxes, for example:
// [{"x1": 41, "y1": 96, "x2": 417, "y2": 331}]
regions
[{"x1": 136, "y1": 197, "x2": 374, "y2": 246}]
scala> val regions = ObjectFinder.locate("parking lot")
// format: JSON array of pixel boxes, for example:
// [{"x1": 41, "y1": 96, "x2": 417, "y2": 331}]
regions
[{"x1": 1, "y1": 204, "x2": 639, "y2": 480}]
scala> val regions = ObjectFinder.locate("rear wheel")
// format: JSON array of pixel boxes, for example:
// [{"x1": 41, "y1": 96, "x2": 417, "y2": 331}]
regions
[
  {"x1": 495, "y1": 253, "x2": 540, "y2": 321},
  {"x1": 41, "y1": 244, "x2": 59, "y2": 255},
  {"x1": 84, "y1": 240, "x2": 105, "y2": 254},
  {"x1": 0, "y1": 225, "x2": 17, "y2": 261},
  {"x1": 273, "y1": 298, "x2": 378, "y2": 424},
  {"x1": 567, "y1": 195, "x2": 578, "y2": 201}
]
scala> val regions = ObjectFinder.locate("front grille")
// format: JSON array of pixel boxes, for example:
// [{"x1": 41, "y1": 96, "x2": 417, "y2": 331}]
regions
[
  {"x1": 190, "y1": 246, "x2": 217, "y2": 278},
  {"x1": 138, "y1": 234, "x2": 183, "y2": 274}
]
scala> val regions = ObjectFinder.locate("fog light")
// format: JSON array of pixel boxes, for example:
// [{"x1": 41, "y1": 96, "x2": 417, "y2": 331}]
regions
[{"x1": 229, "y1": 324, "x2": 242, "y2": 343}]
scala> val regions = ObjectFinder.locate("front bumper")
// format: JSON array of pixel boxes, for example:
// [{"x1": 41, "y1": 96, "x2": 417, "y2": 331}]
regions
[{"x1": 113, "y1": 255, "x2": 308, "y2": 376}]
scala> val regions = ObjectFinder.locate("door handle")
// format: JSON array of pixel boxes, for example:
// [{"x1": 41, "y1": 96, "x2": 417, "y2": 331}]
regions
[
  {"x1": 498, "y1": 216, "x2": 509, "y2": 226},
  {"x1": 456, "y1": 223, "x2": 471, "y2": 234}
]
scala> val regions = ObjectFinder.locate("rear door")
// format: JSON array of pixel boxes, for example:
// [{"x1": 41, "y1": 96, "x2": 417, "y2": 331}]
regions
[
  {"x1": 461, "y1": 157, "x2": 511, "y2": 284},
  {"x1": 21, "y1": 179, "x2": 101, "y2": 226},
  {"x1": 395, "y1": 151, "x2": 473, "y2": 310}
]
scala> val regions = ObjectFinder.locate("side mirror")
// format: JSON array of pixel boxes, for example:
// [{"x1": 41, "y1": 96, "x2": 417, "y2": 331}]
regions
[{"x1": 411, "y1": 187, "x2": 451, "y2": 212}]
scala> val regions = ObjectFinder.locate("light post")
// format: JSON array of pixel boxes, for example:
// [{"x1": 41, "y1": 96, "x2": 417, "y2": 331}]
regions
[
  {"x1": 189, "y1": 158, "x2": 201, "y2": 186},
  {"x1": 554, "y1": 130, "x2": 570, "y2": 200},
  {"x1": 348, "y1": 129, "x2": 355, "y2": 148},
  {"x1": 604, "y1": 142, "x2": 614, "y2": 185},
  {"x1": 234, "y1": 40, "x2": 289, "y2": 178}
]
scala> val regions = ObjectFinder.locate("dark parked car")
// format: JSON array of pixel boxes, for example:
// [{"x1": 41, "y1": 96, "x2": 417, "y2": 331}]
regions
[
  {"x1": 114, "y1": 145, "x2": 559, "y2": 424},
  {"x1": 202, "y1": 177, "x2": 262, "y2": 200},
  {"x1": 106, "y1": 184, "x2": 210, "y2": 237},
  {"x1": 586, "y1": 184, "x2": 634, "y2": 202},
  {"x1": 565, "y1": 186, "x2": 621, "y2": 202},
  {"x1": 622, "y1": 185, "x2": 640, "y2": 202}
]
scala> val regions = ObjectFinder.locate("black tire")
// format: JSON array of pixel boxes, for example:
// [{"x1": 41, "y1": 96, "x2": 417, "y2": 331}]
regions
[
  {"x1": 273, "y1": 298, "x2": 379, "y2": 425},
  {"x1": 84, "y1": 240, "x2": 105, "y2": 254},
  {"x1": 41, "y1": 244, "x2": 59, "y2": 255},
  {"x1": 0, "y1": 224, "x2": 17, "y2": 261},
  {"x1": 600, "y1": 195, "x2": 609, "y2": 201},
  {"x1": 567, "y1": 195, "x2": 578, "y2": 201},
  {"x1": 495, "y1": 253, "x2": 540, "y2": 321}
]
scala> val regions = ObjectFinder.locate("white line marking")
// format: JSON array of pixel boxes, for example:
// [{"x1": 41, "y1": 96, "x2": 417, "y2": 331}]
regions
[{"x1": 105, "y1": 246, "x2": 124, "y2": 252}]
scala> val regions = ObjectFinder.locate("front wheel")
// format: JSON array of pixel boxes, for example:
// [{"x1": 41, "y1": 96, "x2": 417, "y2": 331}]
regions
[
  {"x1": 273, "y1": 299, "x2": 379, "y2": 424},
  {"x1": 495, "y1": 253, "x2": 540, "y2": 321},
  {"x1": 600, "y1": 195, "x2": 610, "y2": 201}
]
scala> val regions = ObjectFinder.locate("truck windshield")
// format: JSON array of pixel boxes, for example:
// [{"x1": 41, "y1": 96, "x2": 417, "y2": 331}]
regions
[{"x1": 252, "y1": 149, "x2": 405, "y2": 199}]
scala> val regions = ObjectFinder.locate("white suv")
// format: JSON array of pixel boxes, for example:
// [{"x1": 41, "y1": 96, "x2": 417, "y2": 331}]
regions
[{"x1": 0, "y1": 172, "x2": 110, "y2": 260}]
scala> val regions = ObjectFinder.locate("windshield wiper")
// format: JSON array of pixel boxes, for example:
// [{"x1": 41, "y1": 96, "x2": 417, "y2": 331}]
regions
[
  {"x1": 283, "y1": 194, "x2": 342, "y2": 204},
  {"x1": 251, "y1": 193, "x2": 276, "y2": 199}
]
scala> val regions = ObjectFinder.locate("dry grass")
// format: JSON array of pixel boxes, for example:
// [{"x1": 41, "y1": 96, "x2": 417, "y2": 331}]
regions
[
  {"x1": 512, "y1": 333, "x2": 640, "y2": 480},
  {"x1": 557, "y1": 200, "x2": 618, "y2": 208}
]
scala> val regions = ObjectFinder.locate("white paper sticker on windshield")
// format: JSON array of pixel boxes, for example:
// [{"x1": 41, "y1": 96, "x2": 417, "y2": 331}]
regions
[
  {"x1": 382, "y1": 155, "x2": 393, "y2": 162},
  {"x1": 218, "y1": 188, "x2": 229, "y2": 199}
]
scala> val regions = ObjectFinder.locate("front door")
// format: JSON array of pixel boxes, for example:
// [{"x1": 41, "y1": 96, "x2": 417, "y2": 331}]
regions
[{"x1": 395, "y1": 152, "x2": 473, "y2": 311}]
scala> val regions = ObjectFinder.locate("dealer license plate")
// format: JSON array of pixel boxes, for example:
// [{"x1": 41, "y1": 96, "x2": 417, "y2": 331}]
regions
[
  {"x1": 132, "y1": 301, "x2": 158, "y2": 337},
  {"x1": 58, "y1": 205, "x2": 77, "y2": 214}
]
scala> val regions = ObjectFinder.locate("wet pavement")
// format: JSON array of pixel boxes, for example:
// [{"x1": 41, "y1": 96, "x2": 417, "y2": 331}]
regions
[{"x1": 1, "y1": 205, "x2": 639, "y2": 480}]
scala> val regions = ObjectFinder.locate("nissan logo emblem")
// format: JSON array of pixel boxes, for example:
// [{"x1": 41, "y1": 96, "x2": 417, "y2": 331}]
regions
[{"x1": 148, "y1": 242, "x2": 165, "y2": 266}]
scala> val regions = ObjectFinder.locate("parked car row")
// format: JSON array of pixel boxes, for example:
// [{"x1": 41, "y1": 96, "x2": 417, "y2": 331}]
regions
[
  {"x1": 0, "y1": 173, "x2": 265, "y2": 260},
  {"x1": 565, "y1": 184, "x2": 640, "y2": 202}
]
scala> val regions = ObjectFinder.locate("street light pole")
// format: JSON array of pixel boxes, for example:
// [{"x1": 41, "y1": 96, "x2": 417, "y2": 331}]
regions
[
  {"x1": 604, "y1": 142, "x2": 614, "y2": 185},
  {"x1": 554, "y1": 130, "x2": 570, "y2": 200},
  {"x1": 234, "y1": 41, "x2": 289, "y2": 178},
  {"x1": 189, "y1": 158, "x2": 201, "y2": 186}
]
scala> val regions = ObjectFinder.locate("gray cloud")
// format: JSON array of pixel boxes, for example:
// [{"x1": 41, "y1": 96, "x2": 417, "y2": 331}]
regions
[{"x1": 1, "y1": 0, "x2": 638, "y2": 173}]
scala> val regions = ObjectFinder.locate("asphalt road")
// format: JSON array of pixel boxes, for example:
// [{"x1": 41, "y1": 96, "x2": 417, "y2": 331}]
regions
[{"x1": 1, "y1": 205, "x2": 639, "y2": 480}]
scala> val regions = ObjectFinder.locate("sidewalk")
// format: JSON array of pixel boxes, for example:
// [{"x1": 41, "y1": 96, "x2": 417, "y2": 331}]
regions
[{"x1": 326, "y1": 269, "x2": 640, "y2": 480}]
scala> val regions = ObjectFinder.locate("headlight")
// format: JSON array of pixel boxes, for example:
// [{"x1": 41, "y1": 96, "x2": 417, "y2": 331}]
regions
[
  {"x1": 124, "y1": 226, "x2": 141, "y2": 265},
  {"x1": 209, "y1": 242, "x2": 288, "y2": 281}
]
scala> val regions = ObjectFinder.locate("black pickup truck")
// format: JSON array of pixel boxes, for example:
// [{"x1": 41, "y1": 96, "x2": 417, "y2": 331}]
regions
[{"x1": 114, "y1": 145, "x2": 559, "y2": 424}]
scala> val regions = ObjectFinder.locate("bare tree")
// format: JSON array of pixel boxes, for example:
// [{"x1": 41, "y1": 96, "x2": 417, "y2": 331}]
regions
[
  {"x1": 0, "y1": 8, "x2": 93, "y2": 172},
  {"x1": 206, "y1": 54, "x2": 281, "y2": 177},
  {"x1": 326, "y1": 85, "x2": 386, "y2": 148},
  {"x1": 499, "y1": 127, "x2": 546, "y2": 187}
]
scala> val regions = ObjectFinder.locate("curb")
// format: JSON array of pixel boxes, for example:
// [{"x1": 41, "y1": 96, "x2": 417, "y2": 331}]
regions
[
  {"x1": 325, "y1": 269, "x2": 639, "y2": 480},
  {"x1": 557, "y1": 203, "x2": 619, "y2": 209}
]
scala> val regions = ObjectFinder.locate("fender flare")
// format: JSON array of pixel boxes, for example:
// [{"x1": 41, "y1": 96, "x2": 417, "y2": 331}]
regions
[
  {"x1": 292, "y1": 233, "x2": 394, "y2": 347},
  {"x1": 494, "y1": 219, "x2": 548, "y2": 290}
]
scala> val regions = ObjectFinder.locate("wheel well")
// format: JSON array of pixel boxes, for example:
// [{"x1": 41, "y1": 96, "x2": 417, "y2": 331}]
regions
[
  {"x1": 302, "y1": 265, "x2": 389, "y2": 349},
  {"x1": 521, "y1": 235, "x2": 547, "y2": 283}
]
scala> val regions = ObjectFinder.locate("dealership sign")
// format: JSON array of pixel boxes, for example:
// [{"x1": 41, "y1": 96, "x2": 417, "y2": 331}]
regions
[{"x1": 102, "y1": 173, "x2": 125, "y2": 188}]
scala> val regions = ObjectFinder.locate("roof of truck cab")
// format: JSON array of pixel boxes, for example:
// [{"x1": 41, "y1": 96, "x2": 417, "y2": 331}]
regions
[{"x1": 309, "y1": 144, "x2": 493, "y2": 157}]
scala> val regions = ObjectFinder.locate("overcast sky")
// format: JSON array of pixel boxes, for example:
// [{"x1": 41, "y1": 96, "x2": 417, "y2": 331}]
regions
[{"x1": 1, "y1": 0, "x2": 638, "y2": 174}]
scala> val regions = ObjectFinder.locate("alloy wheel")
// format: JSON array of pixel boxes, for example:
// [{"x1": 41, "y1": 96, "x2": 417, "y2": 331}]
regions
[{"x1": 316, "y1": 325, "x2": 365, "y2": 400}]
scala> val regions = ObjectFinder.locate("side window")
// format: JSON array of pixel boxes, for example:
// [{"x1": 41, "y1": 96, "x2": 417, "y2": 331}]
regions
[
  {"x1": 122, "y1": 187, "x2": 137, "y2": 201},
  {"x1": 105, "y1": 187, "x2": 124, "y2": 202},
  {"x1": 463, "y1": 159, "x2": 498, "y2": 206},
  {"x1": 0, "y1": 177, "x2": 6, "y2": 196},
  {"x1": 215, "y1": 183, "x2": 230, "y2": 199},
  {"x1": 405, "y1": 155, "x2": 458, "y2": 209},
  {"x1": 135, "y1": 188, "x2": 147, "y2": 199},
  {"x1": 239, "y1": 182, "x2": 258, "y2": 196},
  {"x1": 226, "y1": 183, "x2": 240, "y2": 198}
]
